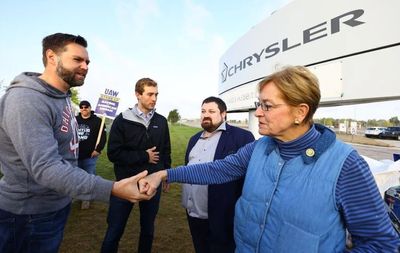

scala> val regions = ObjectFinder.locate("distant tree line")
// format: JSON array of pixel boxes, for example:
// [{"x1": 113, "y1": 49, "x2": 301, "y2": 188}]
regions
[{"x1": 314, "y1": 116, "x2": 400, "y2": 127}]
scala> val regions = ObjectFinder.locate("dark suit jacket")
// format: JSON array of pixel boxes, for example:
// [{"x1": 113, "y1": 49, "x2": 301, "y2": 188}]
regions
[{"x1": 185, "y1": 123, "x2": 255, "y2": 253}]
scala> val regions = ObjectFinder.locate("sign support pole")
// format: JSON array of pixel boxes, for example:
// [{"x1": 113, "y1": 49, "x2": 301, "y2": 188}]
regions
[{"x1": 95, "y1": 114, "x2": 106, "y2": 149}]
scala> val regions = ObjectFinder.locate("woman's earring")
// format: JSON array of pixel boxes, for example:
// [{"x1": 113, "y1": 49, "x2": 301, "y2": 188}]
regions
[{"x1": 294, "y1": 119, "x2": 300, "y2": 125}]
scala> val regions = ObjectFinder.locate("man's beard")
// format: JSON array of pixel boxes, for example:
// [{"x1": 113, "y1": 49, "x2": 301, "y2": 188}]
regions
[
  {"x1": 201, "y1": 117, "x2": 221, "y2": 133},
  {"x1": 56, "y1": 61, "x2": 86, "y2": 87}
]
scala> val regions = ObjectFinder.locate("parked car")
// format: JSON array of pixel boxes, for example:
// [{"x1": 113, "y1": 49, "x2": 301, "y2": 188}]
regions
[
  {"x1": 365, "y1": 127, "x2": 387, "y2": 138},
  {"x1": 380, "y1": 126, "x2": 400, "y2": 140}
]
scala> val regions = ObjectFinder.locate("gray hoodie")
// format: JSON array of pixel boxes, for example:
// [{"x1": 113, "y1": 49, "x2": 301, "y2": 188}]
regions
[{"x1": 0, "y1": 72, "x2": 113, "y2": 214}]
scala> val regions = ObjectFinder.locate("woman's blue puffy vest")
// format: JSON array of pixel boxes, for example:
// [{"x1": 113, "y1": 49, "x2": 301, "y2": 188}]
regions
[{"x1": 234, "y1": 133, "x2": 352, "y2": 253}]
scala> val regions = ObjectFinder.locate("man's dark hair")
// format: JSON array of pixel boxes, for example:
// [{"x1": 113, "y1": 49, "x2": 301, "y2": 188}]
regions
[
  {"x1": 42, "y1": 33, "x2": 87, "y2": 66},
  {"x1": 202, "y1": 96, "x2": 227, "y2": 113}
]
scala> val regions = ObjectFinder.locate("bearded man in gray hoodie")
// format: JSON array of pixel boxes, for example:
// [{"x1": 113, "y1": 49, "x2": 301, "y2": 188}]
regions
[{"x1": 0, "y1": 33, "x2": 152, "y2": 253}]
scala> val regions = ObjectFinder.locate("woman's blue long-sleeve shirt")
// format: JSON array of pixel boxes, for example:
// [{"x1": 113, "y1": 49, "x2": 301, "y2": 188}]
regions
[{"x1": 168, "y1": 125, "x2": 400, "y2": 252}]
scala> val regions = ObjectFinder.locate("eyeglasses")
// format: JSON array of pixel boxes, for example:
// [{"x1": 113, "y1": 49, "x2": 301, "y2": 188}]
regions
[
  {"x1": 254, "y1": 101, "x2": 286, "y2": 111},
  {"x1": 80, "y1": 106, "x2": 89, "y2": 109}
]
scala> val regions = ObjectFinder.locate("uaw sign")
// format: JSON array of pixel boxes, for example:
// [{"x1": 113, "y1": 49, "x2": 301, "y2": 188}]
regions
[{"x1": 94, "y1": 88, "x2": 120, "y2": 118}]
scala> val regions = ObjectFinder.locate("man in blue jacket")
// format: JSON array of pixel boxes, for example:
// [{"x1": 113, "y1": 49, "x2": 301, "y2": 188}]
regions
[{"x1": 182, "y1": 96, "x2": 254, "y2": 253}]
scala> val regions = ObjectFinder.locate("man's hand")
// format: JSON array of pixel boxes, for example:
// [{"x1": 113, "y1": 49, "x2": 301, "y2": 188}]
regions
[
  {"x1": 111, "y1": 170, "x2": 155, "y2": 202},
  {"x1": 91, "y1": 150, "x2": 100, "y2": 158},
  {"x1": 138, "y1": 170, "x2": 168, "y2": 196},
  {"x1": 146, "y1": 146, "x2": 159, "y2": 164}
]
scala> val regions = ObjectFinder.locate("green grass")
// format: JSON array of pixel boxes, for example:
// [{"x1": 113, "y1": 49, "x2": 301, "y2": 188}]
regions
[{"x1": 59, "y1": 124, "x2": 200, "y2": 253}]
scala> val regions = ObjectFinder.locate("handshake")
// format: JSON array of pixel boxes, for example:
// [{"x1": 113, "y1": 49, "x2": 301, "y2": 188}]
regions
[
  {"x1": 139, "y1": 170, "x2": 169, "y2": 196},
  {"x1": 111, "y1": 170, "x2": 168, "y2": 203}
]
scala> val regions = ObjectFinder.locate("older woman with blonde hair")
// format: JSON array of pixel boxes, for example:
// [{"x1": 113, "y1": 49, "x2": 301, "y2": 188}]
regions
[{"x1": 141, "y1": 66, "x2": 399, "y2": 252}]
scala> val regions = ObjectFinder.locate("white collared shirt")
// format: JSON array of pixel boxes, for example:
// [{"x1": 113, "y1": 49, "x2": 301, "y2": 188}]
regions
[{"x1": 133, "y1": 104, "x2": 155, "y2": 125}]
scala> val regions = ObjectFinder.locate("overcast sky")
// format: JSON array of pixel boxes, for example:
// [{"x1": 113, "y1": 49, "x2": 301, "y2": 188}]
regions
[{"x1": 1, "y1": 0, "x2": 399, "y2": 121}]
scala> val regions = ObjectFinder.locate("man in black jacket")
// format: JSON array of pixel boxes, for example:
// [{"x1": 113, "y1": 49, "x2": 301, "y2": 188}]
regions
[
  {"x1": 76, "y1": 100, "x2": 107, "y2": 209},
  {"x1": 101, "y1": 78, "x2": 171, "y2": 253}
]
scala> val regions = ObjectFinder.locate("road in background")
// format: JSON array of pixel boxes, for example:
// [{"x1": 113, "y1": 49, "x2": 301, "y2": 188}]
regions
[
  {"x1": 349, "y1": 143, "x2": 400, "y2": 161},
  {"x1": 347, "y1": 135, "x2": 400, "y2": 160}
]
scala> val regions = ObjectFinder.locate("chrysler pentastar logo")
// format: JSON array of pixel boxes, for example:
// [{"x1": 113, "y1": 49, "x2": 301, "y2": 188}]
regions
[
  {"x1": 220, "y1": 9, "x2": 364, "y2": 84},
  {"x1": 221, "y1": 62, "x2": 228, "y2": 83}
]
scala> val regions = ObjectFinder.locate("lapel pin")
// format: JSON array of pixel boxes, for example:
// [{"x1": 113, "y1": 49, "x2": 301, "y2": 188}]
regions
[{"x1": 305, "y1": 148, "x2": 315, "y2": 157}]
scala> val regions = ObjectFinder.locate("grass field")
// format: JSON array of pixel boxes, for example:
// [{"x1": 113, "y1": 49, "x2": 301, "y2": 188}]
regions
[{"x1": 59, "y1": 124, "x2": 201, "y2": 253}]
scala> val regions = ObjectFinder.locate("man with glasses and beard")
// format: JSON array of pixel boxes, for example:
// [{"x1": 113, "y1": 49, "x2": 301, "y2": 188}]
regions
[
  {"x1": 0, "y1": 33, "x2": 152, "y2": 253},
  {"x1": 182, "y1": 96, "x2": 254, "y2": 253}
]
